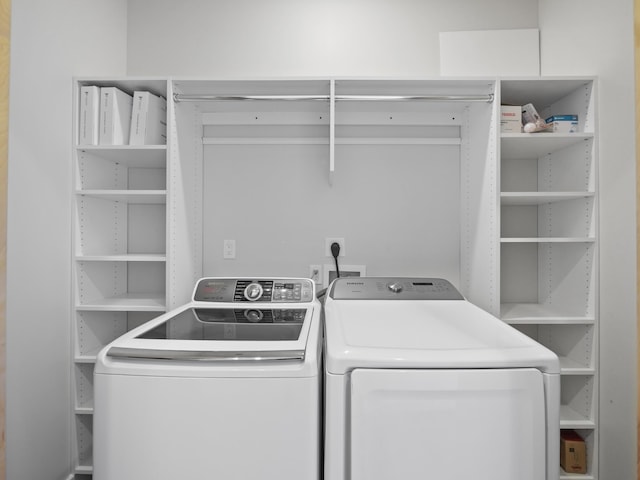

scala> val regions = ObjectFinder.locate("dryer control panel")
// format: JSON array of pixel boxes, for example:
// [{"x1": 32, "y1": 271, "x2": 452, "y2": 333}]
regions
[
  {"x1": 329, "y1": 277, "x2": 464, "y2": 300},
  {"x1": 193, "y1": 278, "x2": 315, "y2": 303}
]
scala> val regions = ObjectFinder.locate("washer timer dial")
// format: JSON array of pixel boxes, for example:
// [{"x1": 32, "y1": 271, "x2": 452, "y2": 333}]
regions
[
  {"x1": 243, "y1": 282, "x2": 264, "y2": 301},
  {"x1": 387, "y1": 281, "x2": 404, "y2": 293}
]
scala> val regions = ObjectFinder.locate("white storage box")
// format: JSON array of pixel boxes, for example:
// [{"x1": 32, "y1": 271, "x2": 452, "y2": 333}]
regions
[
  {"x1": 501, "y1": 105, "x2": 521, "y2": 133},
  {"x1": 545, "y1": 115, "x2": 579, "y2": 133}
]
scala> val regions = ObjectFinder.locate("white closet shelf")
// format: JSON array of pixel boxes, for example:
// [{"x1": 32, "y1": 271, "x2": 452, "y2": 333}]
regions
[
  {"x1": 74, "y1": 352, "x2": 99, "y2": 363},
  {"x1": 76, "y1": 293, "x2": 166, "y2": 312},
  {"x1": 76, "y1": 190, "x2": 167, "y2": 204},
  {"x1": 202, "y1": 137, "x2": 461, "y2": 146},
  {"x1": 76, "y1": 254, "x2": 166, "y2": 262},
  {"x1": 500, "y1": 192, "x2": 595, "y2": 205},
  {"x1": 76, "y1": 145, "x2": 167, "y2": 168},
  {"x1": 336, "y1": 137, "x2": 460, "y2": 145},
  {"x1": 501, "y1": 303, "x2": 595, "y2": 324},
  {"x1": 559, "y1": 357, "x2": 595, "y2": 375},
  {"x1": 501, "y1": 133, "x2": 593, "y2": 160},
  {"x1": 560, "y1": 405, "x2": 596, "y2": 429},
  {"x1": 203, "y1": 137, "x2": 327, "y2": 145},
  {"x1": 560, "y1": 471, "x2": 594, "y2": 480},
  {"x1": 500, "y1": 237, "x2": 596, "y2": 243},
  {"x1": 74, "y1": 465, "x2": 93, "y2": 475}
]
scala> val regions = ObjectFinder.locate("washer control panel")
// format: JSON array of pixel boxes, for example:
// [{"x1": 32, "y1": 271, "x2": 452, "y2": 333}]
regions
[
  {"x1": 329, "y1": 277, "x2": 464, "y2": 300},
  {"x1": 193, "y1": 278, "x2": 315, "y2": 303}
]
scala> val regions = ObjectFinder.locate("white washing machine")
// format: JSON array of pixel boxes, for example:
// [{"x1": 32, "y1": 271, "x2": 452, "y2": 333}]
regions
[
  {"x1": 94, "y1": 277, "x2": 322, "y2": 480},
  {"x1": 323, "y1": 277, "x2": 560, "y2": 480}
]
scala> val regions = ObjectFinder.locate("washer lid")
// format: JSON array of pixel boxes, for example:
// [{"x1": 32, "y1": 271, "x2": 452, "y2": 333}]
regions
[
  {"x1": 102, "y1": 303, "x2": 318, "y2": 364},
  {"x1": 324, "y1": 299, "x2": 559, "y2": 374}
]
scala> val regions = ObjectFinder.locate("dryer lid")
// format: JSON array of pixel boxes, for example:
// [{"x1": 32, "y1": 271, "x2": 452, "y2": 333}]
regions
[{"x1": 323, "y1": 299, "x2": 559, "y2": 374}]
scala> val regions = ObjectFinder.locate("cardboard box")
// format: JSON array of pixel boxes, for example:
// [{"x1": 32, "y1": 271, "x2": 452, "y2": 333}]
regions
[
  {"x1": 560, "y1": 430, "x2": 587, "y2": 474},
  {"x1": 501, "y1": 105, "x2": 521, "y2": 133},
  {"x1": 545, "y1": 115, "x2": 579, "y2": 133}
]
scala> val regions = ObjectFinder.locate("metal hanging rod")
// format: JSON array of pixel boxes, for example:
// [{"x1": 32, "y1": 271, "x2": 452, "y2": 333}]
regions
[
  {"x1": 174, "y1": 94, "x2": 329, "y2": 102},
  {"x1": 337, "y1": 94, "x2": 494, "y2": 103},
  {"x1": 173, "y1": 93, "x2": 494, "y2": 103}
]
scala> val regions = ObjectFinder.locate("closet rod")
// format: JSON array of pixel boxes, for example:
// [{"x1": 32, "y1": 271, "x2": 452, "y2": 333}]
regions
[
  {"x1": 337, "y1": 94, "x2": 494, "y2": 103},
  {"x1": 173, "y1": 94, "x2": 329, "y2": 102},
  {"x1": 173, "y1": 93, "x2": 494, "y2": 103}
]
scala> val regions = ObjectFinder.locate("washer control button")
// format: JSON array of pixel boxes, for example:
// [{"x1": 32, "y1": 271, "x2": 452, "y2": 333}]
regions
[
  {"x1": 244, "y1": 282, "x2": 264, "y2": 301},
  {"x1": 387, "y1": 282, "x2": 403, "y2": 293}
]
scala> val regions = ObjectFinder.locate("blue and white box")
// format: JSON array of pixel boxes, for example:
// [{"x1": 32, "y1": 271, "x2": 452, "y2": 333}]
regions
[{"x1": 545, "y1": 115, "x2": 579, "y2": 133}]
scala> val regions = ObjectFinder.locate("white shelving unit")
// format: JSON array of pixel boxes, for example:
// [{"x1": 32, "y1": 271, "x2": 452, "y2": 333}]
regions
[
  {"x1": 499, "y1": 78, "x2": 598, "y2": 480},
  {"x1": 71, "y1": 78, "x2": 170, "y2": 477},
  {"x1": 70, "y1": 76, "x2": 598, "y2": 480}
]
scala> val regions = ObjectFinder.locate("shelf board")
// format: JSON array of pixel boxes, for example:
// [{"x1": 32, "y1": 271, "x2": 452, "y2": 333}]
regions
[
  {"x1": 501, "y1": 133, "x2": 593, "y2": 160},
  {"x1": 75, "y1": 406, "x2": 94, "y2": 415},
  {"x1": 74, "y1": 354, "x2": 97, "y2": 364},
  {"x1": 76, "y1": 145, "x2": 166, "y2": 168},
  {"x1": 203, "y1": 137, "x2": 328, "y2": 145},
  {"x1": 560, "y1": 405, "x2": 596, "y2": 429},
  {"x1": 76, "y1": 253, "x2": 167, "y2": 262},
  {"x1": 76, "y1": 190, "x2": 167, "y2": 204},
  {"x1": 560, "y1": 472, "x2": 594, "y2": 480},
  {"x1": 74, "y1": 465, "x2": 93, "y2": 475},
  {"x1": 75, "y1": 346, "x2": 102, "y2": 363},
  {"x1": 500, "y1": 303, "x2": 595, "y2": 324},
  {"x1": 500, "y1": 192, "x2": 595, "y2": 205},
  {"x1": 500, "y1": 79, "x2": 594, "y2": 111},
  {"x1": 559, "y1": 357, "x2": 595, "y2": 375},
  {"x1": 76, "y1": 293, "x2": 166, "y2": 312},
  {"x1": 336, "y1": 137, "x2": 461, "y2": 145},
  {"x1": 202, "y1": 137, "x2": 461, "y2": 146},
  {"x1": 501, "y1": 237, "x2": 596, "y2": 243}
]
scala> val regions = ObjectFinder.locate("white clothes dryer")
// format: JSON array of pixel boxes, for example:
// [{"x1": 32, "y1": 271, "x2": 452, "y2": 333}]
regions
[
  {"x1": 94, "y1": 277, "x2": 322, "y2": 480},
  {"x1": 323, "y1": 277, "x2": 560, "y2": 480}
]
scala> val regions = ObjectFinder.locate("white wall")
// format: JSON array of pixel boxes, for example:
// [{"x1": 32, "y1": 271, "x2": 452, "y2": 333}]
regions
[
  {"x1": 539, "y1": 2, "x2": 637, "y2": 478},
  {"x1": 7, "y1": 1, "x2": 127, "y2": 478},
  {"x1": 127, "y1": 0, "x2": 539, "y2": 77}
]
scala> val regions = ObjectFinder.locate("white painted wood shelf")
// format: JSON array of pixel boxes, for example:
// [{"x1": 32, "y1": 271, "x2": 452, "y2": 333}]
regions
[
  {"x1": 75, "y1": 253, "x2": 166, "y2": 262},
  {"x1": 500, "y1": 192, "x2": 595, "y2": 205},
  {"x1": 501, "y1": 132, "x2": 593, "y2": 159},
  {"x1": 75, "y1": 144, "x2": 167, "y2": 167},
  {"x1": 75, "y1": 293, "x2": 167, "y2": 311},
  {"x1": 76, "y1": 190, "x2": 167, "y2": 204},
  {"x1": 501, "y1": 303, "x2": 595, "y2": 324},
  {"x1": 500, "y1": 237, "x2": 595, "y2": 243}
]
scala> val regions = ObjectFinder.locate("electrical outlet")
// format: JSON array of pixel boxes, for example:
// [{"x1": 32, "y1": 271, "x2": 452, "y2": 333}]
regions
[
  {"x1": 323, "y1": 264, "x2": 366, "y2": 287},
  {"x1": 309, "y1": 265, "x2": 322, "y2": 284},
  {"x1": 223, "y1": 239, "x2": 236, "y2": 259},
  {"x1": 325, "y1": 237, "x2": 345, "y2": 257}
]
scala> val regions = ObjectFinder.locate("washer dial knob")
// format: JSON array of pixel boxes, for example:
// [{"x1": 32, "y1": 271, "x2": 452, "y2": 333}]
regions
[
  {"x1": 244, "y1": 282, "x2": 264, "y2": 301},
  {"x1": 387, "y1": 281, "x2": 404, "y2": 293}
]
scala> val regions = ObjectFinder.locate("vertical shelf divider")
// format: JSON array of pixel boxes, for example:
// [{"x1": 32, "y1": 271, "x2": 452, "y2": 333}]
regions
[{"x1": 329, "y1": 79, "x2": 335, "y2": 185}]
